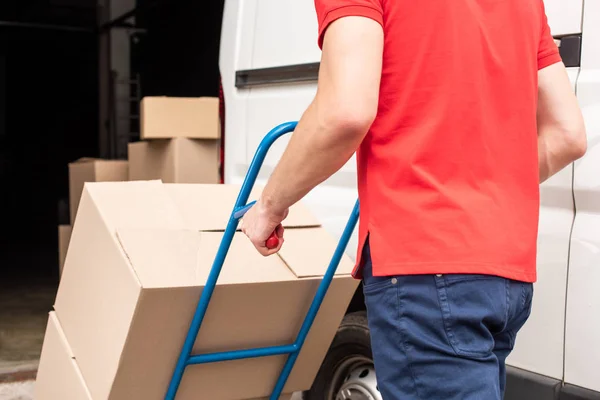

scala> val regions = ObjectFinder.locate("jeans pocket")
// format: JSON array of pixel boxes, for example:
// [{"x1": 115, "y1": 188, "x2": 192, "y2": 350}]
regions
[
  {"x1": 363, "y1": 275, "x2": 395, "y2": 295},
  {"x1": 434, "y1": 274, "x2": 508, "y2": 358}
]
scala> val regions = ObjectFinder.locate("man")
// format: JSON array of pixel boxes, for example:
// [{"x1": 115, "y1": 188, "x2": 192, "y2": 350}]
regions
[{"x1": 241, "y1": 0, "x2": 587, "y2": 398}]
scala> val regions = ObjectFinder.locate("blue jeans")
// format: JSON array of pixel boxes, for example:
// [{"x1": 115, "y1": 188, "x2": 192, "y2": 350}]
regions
[{"x1": 362, "y1": 242, "x2": 533, "y2": 400}]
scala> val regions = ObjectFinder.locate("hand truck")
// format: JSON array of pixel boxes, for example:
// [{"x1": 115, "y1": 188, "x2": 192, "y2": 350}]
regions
[{"x1": 164, "y1": 121, "x2": 360, "y2": 400}]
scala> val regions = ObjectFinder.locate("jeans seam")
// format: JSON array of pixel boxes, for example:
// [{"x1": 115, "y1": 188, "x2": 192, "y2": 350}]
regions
[
  {"x1": 502, "y1": 279, "x2": 510, "y2": 333},
  {"x1": 396, "y1": 282, "x2": 424, "y2": 399},
  {"x1": 506, "y1": 328, "x2": 516, "y2": 349},
  {"x1": 521, "y1": 283, "x2": 528, "y2": 309},
  {"x1": 435, "y1": 276, "x2": 460, "y2": 355}
]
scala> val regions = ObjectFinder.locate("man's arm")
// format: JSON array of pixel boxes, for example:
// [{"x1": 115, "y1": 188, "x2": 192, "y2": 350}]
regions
[
  {"x1": 537, "y1": 62, "x2": 587, "y2": 182},
  {"x1": 240, "y1": 16, "x2": 384, "y2": 255}
]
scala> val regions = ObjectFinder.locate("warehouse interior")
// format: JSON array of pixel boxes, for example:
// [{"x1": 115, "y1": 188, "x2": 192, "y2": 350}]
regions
[{"x1": 0, "y1": 0, "x2": 224, "y2": 377}]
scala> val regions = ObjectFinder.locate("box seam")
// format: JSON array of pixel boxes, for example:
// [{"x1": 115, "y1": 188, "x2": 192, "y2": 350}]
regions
[
  {"x1": 115, "y1": 230, "x2": 144, "y2": 287},
  {"x1": 173, "y1": 139, "x2": 181, "y2": 181}
]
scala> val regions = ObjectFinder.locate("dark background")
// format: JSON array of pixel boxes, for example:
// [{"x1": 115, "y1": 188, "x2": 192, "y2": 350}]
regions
[{"x1": 0, "y1": 0, "x2": 224, "y2": 283}]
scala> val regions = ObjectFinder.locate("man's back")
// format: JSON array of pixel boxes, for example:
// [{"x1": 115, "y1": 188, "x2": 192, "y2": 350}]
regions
[{"x1": 339, "y1": 0, "x2": 561, "y2": 281}]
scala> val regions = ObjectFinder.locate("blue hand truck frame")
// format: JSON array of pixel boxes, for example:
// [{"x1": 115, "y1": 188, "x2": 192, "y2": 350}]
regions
[{"x1": 164, "y1": 121, "x2": 360, "y2": 400}]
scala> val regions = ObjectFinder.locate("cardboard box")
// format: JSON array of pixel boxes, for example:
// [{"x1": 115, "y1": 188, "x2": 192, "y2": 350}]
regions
[
  {"x1": 58, "y1": 225, "x2": 72, "y2": 276},
  {"x1": 128, "y1": 138, "x2": 219, "y2": 184},
  {"x1": 54, "y1": 181, "x2": 358, "y2": 400},
  {"x1": 69, "y1": 158, "x2": 128, "y2": 224},
  {"x1": 141, "y1": 96, "x2": 219, "y2": 139},
  {"x1": 35, "y1": 312, "x2": 92, "y2": 400}
]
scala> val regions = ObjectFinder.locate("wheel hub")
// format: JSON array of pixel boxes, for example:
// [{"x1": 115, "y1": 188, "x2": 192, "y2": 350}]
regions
[{"x1": 335, "y1": 364, "x2": 381, "y2": 400}]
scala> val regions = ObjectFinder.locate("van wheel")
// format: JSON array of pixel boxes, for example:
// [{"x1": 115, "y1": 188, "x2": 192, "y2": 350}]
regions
[{"x1": 303, "y1": 311, "x2": 382, "y2": 400}]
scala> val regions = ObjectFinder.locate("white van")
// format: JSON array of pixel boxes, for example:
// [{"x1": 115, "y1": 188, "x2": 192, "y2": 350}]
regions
[{"x1": 219, "y1": 1, "x2": 600, "y2": 398}]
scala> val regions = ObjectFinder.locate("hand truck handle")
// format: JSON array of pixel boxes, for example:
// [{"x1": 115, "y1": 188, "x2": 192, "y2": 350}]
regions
[{"x1": 230, "y1": 121, "x2": 298, "y2": 218}]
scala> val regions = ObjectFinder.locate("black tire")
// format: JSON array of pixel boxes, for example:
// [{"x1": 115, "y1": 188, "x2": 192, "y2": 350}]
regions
[{"x1": 304, "y1": 311, "x2": 374, "y2": 400}]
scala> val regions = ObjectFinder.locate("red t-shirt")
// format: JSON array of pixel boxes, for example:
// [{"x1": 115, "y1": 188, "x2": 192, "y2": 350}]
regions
[{"x1": 315, "y1": 0, "x2": 561, "y2": 282}]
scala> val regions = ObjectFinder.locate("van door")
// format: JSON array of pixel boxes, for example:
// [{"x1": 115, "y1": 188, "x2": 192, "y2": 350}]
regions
[
  {"x1": 506, "y1": 0, "x2": 584, "y2": 383},
  {"x1": 564, "y1": 0, "x2": 600, "y2": 393}
]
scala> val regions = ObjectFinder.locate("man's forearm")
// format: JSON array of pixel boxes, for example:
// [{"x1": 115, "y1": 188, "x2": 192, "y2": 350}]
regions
[
  {"x1": 536, "y1": 63, "x2": 587, "y2": 183},
  {"x1": 538, "y1": 133, "x2": 555, "y2": 183},
  {"x1": 260, "y1": 100, "x2": 367, "y2": 215}
]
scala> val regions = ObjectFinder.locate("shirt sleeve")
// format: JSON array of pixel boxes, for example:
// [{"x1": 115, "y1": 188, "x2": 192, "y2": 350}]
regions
[
  {"x1": 537, "y1": 1, "x2": 561, "y2": 70},
  {"x1": 314, "y1": 0, "x2": 384, "y2": 49}
]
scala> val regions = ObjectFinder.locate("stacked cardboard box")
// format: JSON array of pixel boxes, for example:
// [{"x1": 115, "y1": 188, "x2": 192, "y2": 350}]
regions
[
  {"x1": 58, "y1": 158, "x2": 129, "y2": 276},
  {"x1": 58, "y1": 96, "x2": 221, "y2": 276},
  {"x1": 38, "y1": 181, "x2": 359, "y2": 399},
  {"x1": 129, "y1": 97, "x2": 220, "y2": 184}
]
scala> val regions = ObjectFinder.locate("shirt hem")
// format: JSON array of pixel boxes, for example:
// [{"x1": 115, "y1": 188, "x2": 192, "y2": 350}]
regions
[{"x1": 352, "y1": 261, "x2": 536, "y2": 283}]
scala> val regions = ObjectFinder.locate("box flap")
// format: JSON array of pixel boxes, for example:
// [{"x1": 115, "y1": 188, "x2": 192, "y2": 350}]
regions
[
  {"x1": 196, "y1": 232, "x2": 297, "y2": 284},
  {"x1": 165, "y1": 183, "x2": 321, "y2": 231},
  {"x1": 116, "y1": 228, "x2": 201, "y2": 289},
  {"x1": 84, "y1": 180, "x2": 184, "y2": 232},
  {"x1": 278, "y1": 228, "x2": 355, "y2": 278}
]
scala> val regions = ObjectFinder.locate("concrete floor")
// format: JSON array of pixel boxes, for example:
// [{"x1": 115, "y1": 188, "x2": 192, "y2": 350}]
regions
[
  {"x1": 0, "y1": 380, "x2": 34, "y2": 400},
  {"x1": 0, "y1": 282, "x2": 55, "y2": 372}
]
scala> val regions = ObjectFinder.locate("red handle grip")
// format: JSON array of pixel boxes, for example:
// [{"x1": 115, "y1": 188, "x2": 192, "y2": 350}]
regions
[{"x1": 266, "y1": 232, "x2": 279, "y2": 249}]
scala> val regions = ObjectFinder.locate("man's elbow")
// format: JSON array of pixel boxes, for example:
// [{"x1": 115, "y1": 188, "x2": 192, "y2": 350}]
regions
[
  {"x1": 323, "y1": 104, "x2": 377, "y2": 141},
  {"x1": 564, "y1": 119, "x2": 587, "y2": 160}
]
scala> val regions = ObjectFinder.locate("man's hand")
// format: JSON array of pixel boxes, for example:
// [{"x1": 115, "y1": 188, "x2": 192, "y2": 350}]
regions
[{"x1": 241, "y1": 198, "x2": 289, "y2": 256}]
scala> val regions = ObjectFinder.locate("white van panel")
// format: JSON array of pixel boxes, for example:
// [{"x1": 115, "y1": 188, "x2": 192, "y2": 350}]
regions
[
  {"x1": 564, "y1": 0, "x2": 600, "y2": 390},
  {"x1": 565, "y1": 72, "x2": 600, "y2": 392},
  {"x1": 220, "y1": 0, "x2": 259, "y2": 183},
  {"x1": 220, "y1": 0, "x2": 257, "y2": 72},
  {"x1": 580, "y1": 0, "x2": 600, "y2": 69},
  {"x1": 244, "y1": 83, "x2": 315, "y2": 167},
  {"x1": 544, "y1": 0, "x2": 583, "y2": 35},
  {"x1": 252, "y1": 0, "x2": 320, "y2": 68}
]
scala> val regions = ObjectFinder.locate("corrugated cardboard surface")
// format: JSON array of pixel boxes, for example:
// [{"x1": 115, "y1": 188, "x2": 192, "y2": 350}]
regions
[
  {"x1": 54, "y1": 181, "x2": 358, "y2": 400},
  {"x1": 140, "y1": 96, "x2": 219, "y2": 139},
  {"x1": 68, "y1": 158, "x2": 128, "y2": 224},
  {"x1": 128, "y1": 138, "x2": 219, "y2": 184},
  {"x1": 58, "y1": 224, "x2": 72, "y2": 276},
  {"x1": 34, "y1": 312, "x2": 92, "y2": 400}
]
